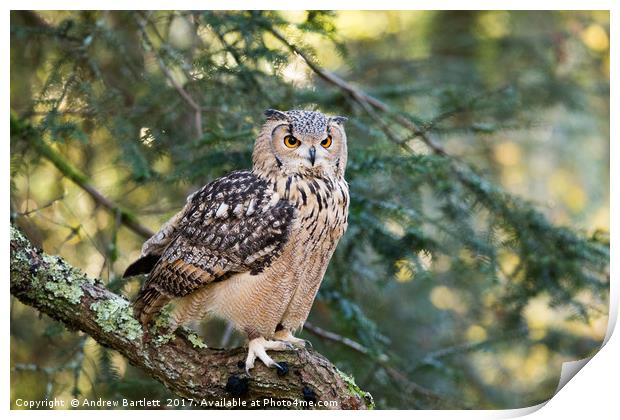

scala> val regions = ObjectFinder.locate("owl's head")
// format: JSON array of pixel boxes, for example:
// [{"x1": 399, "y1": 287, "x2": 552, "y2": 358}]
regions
[{"x1": 253, "y1": 109, "x2": 348, "y2": 179}]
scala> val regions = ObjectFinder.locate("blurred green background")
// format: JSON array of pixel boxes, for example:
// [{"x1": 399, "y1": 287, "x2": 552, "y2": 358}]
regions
[{"x1": 10, "y1": 11, "x2": 609, "y2": 409}]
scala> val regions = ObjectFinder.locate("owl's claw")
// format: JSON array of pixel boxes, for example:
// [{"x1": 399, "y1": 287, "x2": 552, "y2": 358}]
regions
[
  {"x1": 244, "y1": 337, "x2": 288, "y2": 375},
  {"x1": 278, "y1": 341, "x2": 295, "y2": 350},
  {"x1": 273, "y1": 330, "x2": 309, "y2": 348}
]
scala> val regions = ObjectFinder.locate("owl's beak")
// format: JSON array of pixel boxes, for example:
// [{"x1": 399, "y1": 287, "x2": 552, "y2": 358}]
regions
[{"x1": 308, "y1": 146, "x2": 316, "y2": 166}]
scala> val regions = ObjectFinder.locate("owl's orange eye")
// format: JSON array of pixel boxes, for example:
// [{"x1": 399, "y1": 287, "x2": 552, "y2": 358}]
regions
[
  {"x1": 321, "y1": 135, "x2": 332, "y2": 149},
  {"x1": 283, "y1": 135, "x2": 300, "y2": 148}
]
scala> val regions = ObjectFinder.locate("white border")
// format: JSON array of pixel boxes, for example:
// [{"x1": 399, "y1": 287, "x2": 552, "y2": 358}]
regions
[
  {"x1": 3, "y1": 2, "x2": 616, "y2": 418},
  {"x1": 1, "y1": 1, "x2": 617, "y2": 11}
]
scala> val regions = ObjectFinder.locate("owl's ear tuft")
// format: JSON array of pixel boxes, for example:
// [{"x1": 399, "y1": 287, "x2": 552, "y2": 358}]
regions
[
  {"x1": 330, "y1": 116, "x2": 348, "y2": 125},
  {"x1": 264, "y1": 109, "x2": 288, "y2": 121}
]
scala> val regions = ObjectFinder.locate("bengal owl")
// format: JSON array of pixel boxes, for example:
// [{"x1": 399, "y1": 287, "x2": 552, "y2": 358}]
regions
[{"x1": 124, "y1": 109, "x2": 349, "y2": 372}]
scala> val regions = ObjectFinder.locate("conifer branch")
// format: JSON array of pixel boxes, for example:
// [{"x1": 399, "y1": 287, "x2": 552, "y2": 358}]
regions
[
  {"x1": 303, "y1": 322, "x2": 370, "y2": 355},
  {"x1": 134, "y1": 14, "x2": 203, "y2": 139},
  {"x1": 266, "y1": 26, "x2": 448, "y2": 156},
  {"x1": 304, "y1": 322, "x2": 447, "y2": 404},
  {"x1": 11, "y1": 117, "x2": 154, "y2": 239}
]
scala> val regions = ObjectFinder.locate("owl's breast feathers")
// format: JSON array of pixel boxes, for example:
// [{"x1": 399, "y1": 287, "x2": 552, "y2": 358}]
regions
[
  {"x1": 277, "y1": 173, "x2": 349, "y2": 242},
  {"x1": 129, "y1": 170, "x2": 297, "y2": 325},
  {"x1": 270, "y1": 172, "x2": 349, "y2": 331}
]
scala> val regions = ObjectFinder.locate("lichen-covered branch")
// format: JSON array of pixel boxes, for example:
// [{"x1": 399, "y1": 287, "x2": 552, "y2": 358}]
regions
[{"x1": 10, "y1": 225, "x2": 373, "y2": 409}]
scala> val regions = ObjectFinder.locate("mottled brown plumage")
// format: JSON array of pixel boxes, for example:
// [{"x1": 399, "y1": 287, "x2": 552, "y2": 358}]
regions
[{"x1": 126, "y1": 109, "x2": 349, "y2": 371}]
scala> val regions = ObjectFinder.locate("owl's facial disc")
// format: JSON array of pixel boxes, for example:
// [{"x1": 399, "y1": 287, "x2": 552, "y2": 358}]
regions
[{"x1": 271, "y1": 123, "x2": 340, "y2": 175}]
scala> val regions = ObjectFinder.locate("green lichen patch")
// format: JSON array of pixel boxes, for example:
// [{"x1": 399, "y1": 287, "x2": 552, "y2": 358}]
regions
[
  {"x1": 154, "y1": 333, "x2": 174, "y2": 346},
  {"x1": 10, "y1": 227, "x2": 41, "y2": 283},
  {"x1": 90, "y1": 298, "x2": 143, "y2": 341},
  {"x1": 153, "y1": 332, "x2": 175, "y2": 346},
  {"x1": 11, "y1": 226, "x2": 94, "y2": 304},
  {"x1": 42, "y1": 253, "x2": 94, "y2": 284},
  {"x1": 10, "y1": 225, "x2": 20, "y2": 242},
  {"x1": 10, "y1": 250, "x2": 34, "y2": 283},
  {"x1": 336, "y1": 368, "x2": 375, "y2": 409},
  {"x1": 44, "y1": 281, "x2": 84, "y2": 305},
  {"x1": 150, "y1": 304, "x2": 177, "y2": 345},
  {"x1": 187, "y1": 333, "x2": 208, "y2": 349},
  {"x1": 153, "y1": 304, "x2": 174, "y2": 330},
  {"x1": 37, "y1": 253, "x2": 96, "y2": 304}
]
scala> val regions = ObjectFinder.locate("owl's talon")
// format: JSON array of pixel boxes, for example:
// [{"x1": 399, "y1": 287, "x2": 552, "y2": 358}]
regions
[
  {"x1": 273, "y1": 330, "x2": 308, "y2": 348},
  {"x1": 278, "y1": 341, "x2": 295, "y2": 350},
  {"x1": 245, "y1": 337, "x2": 290, "y2": 373}
]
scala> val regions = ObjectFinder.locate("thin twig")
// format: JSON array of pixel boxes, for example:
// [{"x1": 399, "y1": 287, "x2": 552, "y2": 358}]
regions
[
  {"x1": 410, "y1": 326, "x2": 530, "y2": 373},
  {"x1": 135, "y1": 14, "x2": 203, "y2": 139},
  {"x1": 209, "y1": 24, "x2": 269, "y2": 100},
  {"x1": 304, "y1": 322, "x2": 370, "y2": 355},
  {"x1": 17, "y1": 194, "x2": 66, "y2": 216},
  {"x1": 303, "y1": 322, "x2": 445, "y2": 403},
  {"x1": 266, "y1": 26, "x2": 448, "y2": 156},
  {"x1": 19, "y1": 130, "x2": 154, "y2": 239}
]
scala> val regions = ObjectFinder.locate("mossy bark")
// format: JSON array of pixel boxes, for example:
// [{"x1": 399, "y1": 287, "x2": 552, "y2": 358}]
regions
[{"x1": 10, "y1": 225, "x2": 372, "y2": 409}]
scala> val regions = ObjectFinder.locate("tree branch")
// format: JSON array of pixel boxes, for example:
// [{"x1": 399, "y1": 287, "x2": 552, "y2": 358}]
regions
[
  {"x1": 304, "y1": 322, "x2": 447, "y2": 405},
  {"x1": 304, "y1": 322, "x2": 370, "y2": 356},
  {"x1": 266, "y1": 26, "x2": 449, "y2": 156},
  {"x1": 265, "y1": 28, "x2": 507, "y2": 202},
  {"x1": 135, "y1": 14, "x2": 203, "y2": 139},
  {"x1": 33, "y1": 139, "x2": 155, "y2": 240},
  {"x1": 11, "y1": 116, "x2": 155, "y2": 240},
  {"x1": 10, "y1": 225, "x2": 373, "y2": 409}
]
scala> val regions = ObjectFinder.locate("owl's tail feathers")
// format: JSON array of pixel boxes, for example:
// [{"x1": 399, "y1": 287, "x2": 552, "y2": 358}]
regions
[
  {"x1": 123, "y1": 254, "x2": 161, "y2": 278},
  {"x1": 133, "y1": 285, "x2": 171, "y2": 326}
]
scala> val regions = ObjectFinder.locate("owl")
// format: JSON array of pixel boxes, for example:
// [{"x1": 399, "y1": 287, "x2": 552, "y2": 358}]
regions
[{"x1": 124, "y1": 109, "x2": 349, "y2": 372}]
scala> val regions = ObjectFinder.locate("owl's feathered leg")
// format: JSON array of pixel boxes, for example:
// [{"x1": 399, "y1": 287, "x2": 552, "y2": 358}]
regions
[
  {"x1": 274, "y1": 329, "x2": 311, "y2": 348},
  {"x1": 245, "y1": 337, "x2": 290, "y2": 374}
]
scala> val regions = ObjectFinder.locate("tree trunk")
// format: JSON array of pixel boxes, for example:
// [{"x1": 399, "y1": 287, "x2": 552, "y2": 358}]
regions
[{"x1": 9, "y1": 225, "x2": 373, "y2": 410}]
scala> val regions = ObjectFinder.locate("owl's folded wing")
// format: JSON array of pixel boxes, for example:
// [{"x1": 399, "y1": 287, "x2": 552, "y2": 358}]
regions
[{"x1": 131, "y1": 171, "x2": 296, "y2": 325}]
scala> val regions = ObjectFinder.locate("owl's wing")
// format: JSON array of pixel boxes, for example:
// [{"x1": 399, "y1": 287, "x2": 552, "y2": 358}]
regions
[
  {"x1": 122, "y1": 201, "x2": 191, "y2": 278},
  {"x1": 132, "y1": 171, "x2": 296, "y2": 325}
]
